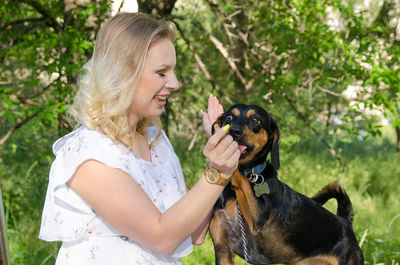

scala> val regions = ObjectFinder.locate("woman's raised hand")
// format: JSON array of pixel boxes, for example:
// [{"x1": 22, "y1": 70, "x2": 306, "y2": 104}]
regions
[{"x1": 202, "y1": 94, "x2": 224, "y2": 138}]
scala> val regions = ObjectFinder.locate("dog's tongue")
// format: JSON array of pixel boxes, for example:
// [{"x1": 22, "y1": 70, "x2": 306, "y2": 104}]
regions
[{"x1": 238, "y1": 145, "x2": 247, "y2": 154}]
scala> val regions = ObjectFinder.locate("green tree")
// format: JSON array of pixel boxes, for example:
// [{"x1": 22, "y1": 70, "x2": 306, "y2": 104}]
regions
[{"x1": 0, "y1": 1, "x2": 111, "y2": 263}]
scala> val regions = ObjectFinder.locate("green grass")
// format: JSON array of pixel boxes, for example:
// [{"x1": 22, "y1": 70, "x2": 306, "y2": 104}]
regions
[{"x1": 3, "y1": 127, "x2": 400, "y2": 264}]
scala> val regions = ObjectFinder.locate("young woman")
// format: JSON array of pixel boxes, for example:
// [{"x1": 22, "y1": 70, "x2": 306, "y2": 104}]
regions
[{"x1": 39, "y1": 12, "x2": 240, "y2": 264}]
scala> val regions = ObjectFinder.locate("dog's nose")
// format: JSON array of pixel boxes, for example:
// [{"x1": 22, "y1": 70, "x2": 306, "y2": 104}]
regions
[{"x1": 229, "y1": 127, "x2": 243, "y2": 139}]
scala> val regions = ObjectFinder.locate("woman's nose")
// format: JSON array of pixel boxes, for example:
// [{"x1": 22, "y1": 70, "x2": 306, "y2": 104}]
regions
[{"x1": 166, "y1": 72, "x2": 179, "y2": 91}]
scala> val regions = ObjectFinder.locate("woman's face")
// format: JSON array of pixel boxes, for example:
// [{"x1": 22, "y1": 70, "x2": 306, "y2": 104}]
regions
[{"x1": 129, "y1": 38, "x2": 179, "y2": 125}]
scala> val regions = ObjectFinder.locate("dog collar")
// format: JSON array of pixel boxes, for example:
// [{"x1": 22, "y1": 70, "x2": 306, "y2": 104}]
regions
[
  {"x1": 242, "y1": 161, "x2": 267, "y2": 178},
  {"x1": 242, "y1": 161, "x2": 270, "y2": 196}
]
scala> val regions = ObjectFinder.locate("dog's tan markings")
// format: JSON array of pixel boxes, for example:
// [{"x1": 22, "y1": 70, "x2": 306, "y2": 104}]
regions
[
  {"x1": 218, "y1": 258, "x2": 234, "y2": 265},
  {"x1": 257, "y1": 227, "x2": 299, "y2": 263},
  {"x1": 289, "y1": 255, "x2": 339, "y2": 265},
  {"x1": 231, "y1": 108, "x2": 240, "y2": 117},
  {"x1": 223, "y1": 199, "x2": 237, "y2": 217},
  {"x1": 209, "y1": 209, "x2": 234, "y2": 265},
  {"x1": 240, "y1": 127, "x2": 268, "y2": 164},
  {"x1": 246, "y1": 109, "x2": 256, "y2": 118},
  {"x1": 209, "y1": 212, "x2": 226, "y2": 244},
  {"x1": 231, "y1": 170, "x2": 263, "y2": 234},
  {"x1": 273, "y1": 130, "x2": 279, "y2": 145}
]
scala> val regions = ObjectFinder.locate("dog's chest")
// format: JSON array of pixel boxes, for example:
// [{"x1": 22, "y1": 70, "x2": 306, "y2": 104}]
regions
[
  {"x1": 216, "y1": 201, "x2": 272, "y2": 265},
  {"x1": 215, "y1": 186, "x2": 300, "y2": 264}
]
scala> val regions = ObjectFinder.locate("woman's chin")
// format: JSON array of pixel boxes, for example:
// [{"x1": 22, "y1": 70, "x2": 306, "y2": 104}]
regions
[{"x1": 149, "y1": 107, "x2": 165, "y2": 118}]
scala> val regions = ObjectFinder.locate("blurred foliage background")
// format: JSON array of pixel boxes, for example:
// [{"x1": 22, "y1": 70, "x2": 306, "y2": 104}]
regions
[{"x1": 0, "y1": 0, "x2": 399, "y2": 264}]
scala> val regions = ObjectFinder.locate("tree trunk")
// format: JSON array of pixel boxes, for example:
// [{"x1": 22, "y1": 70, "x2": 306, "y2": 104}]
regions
[
  {"x1": 374, "y1": 0, "x2": 394, "y2": 27},
  {"x1": 0, "y1": 189, "x2": 11, "y2": 265}
]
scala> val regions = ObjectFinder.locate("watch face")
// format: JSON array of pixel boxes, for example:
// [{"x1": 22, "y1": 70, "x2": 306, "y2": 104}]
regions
[{"x1": 207, "y1": 168, "x2": 220, "y2": 183}]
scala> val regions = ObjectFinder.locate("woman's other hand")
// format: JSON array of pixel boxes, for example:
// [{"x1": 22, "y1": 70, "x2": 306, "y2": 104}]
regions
[
  {"x1": 202, "y1": 94, "x2": 224, "y2": 138},
  {"x1": 203, "y1": 125, "x2": 240, "y2": 178}
]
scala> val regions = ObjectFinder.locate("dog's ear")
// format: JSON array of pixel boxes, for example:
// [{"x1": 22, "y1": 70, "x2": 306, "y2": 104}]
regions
[{"x1": 270, "y1": 118, "x2": 280, "y2": 170}]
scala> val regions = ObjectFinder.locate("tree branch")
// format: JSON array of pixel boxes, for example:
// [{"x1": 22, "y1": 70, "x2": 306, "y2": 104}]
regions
[
  {"x1": 204, "y1": 0, "x2": 251, "y2": 87},
  {"x1": 117, "y1": 0, "x2": 125, "y2": 13},
  {"x1": 0, "y1": 17, "x2": 44, "y2": 31},
  {"x1": 172, "y1": 15, "x2": 247, "y2": 87},
  {"x1": 173, "y1": 20, "x2": 220, "y2": 92},
  {"x1": 207, "y1": 34, "x2": 246, "y2": 86},
  {"x1": 316, "y1": 85, "x2": 342, "y2": 97},
  {"x1": 0, "y1": 109, "x2": 43, "y2": 146},
  {"x1": 24, "y1": 0, "x2": 62, "y2": 33},
  {"x1": 1, "y1": 76, "x2": 61, "y2": 104}
]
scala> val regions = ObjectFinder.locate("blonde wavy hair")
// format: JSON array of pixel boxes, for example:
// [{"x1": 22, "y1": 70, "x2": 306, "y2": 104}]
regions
[{"x1": 68, "y1": 12, "x2": 176, "y2": 147}]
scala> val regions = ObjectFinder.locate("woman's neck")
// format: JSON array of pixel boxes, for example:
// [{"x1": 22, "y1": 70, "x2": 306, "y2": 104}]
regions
[{"x1": 130, "y1": 130, "x2": 152, "y2": 162}]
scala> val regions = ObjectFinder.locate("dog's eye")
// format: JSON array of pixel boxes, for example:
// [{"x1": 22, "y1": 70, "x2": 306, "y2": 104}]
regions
[
  {"x1": 225, "y1": 115, "x2": 233, "y2": 123},
  {"x1": 252, "y1": 117, "x2": 260, "y2": 126}
]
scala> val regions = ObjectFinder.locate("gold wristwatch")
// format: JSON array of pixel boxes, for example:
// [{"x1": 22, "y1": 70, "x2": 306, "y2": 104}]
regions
[{"x1": 204, "y1": 166, "x2": 230, "y2": 186}]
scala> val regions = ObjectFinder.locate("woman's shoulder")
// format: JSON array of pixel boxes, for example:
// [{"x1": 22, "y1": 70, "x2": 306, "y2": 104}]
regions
[
  {"x1": 48, "y1": 126, "x2": 135, "y2": 187},
  {"x1": 52, "y1": 126, "x2": 129, "y2": 159}
]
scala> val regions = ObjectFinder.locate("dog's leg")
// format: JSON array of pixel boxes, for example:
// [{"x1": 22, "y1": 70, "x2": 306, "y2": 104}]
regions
[
  {"x1": 231, "y1": 170, "x2": 266, "y2": 233},
  {"x1": 210, "y1": 209, "x2": 234, "y2": 265}
]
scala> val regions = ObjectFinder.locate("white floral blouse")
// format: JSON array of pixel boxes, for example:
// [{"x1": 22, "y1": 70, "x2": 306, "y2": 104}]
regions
[{"x1": 39, "y1": 126, "x2": 192, "y2": 264}]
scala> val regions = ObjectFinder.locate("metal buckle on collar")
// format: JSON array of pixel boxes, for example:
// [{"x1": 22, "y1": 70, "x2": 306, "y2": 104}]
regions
[{"x1": 248, "y1": 168, "x2": 265, "y2": 185}]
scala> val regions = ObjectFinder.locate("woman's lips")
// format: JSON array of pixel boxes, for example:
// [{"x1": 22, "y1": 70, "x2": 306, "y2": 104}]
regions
[{"x1": 154, "y1": 95, "x2": 168, "y2": 106}]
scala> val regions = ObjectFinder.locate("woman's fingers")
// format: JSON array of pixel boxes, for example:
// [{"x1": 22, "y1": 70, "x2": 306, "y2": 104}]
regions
[
  {"x1": 228, "y1": 149, "x2": 241, "y2": 167},
  {"x1": 203, "y1": 94, "x2": 224, "y2": 138},
  {"x1": 208, "y1": 94, "x2": 223, "y2": 122},
  {"x1": 203, "y1": 125, "x2": 227, "y2": 154},
  {"x1": 201, "y1": 111, "x2": 212, "y2": 137},
  {"x1": 203, "y1": 124, "x2": 240, "y2": 176},
  {"x1": 208, "y1": 95, "x2": 215, "y2": 122},
  {"x1": 213, "y1": 96, "x2": 219, "y2": 120},
  {"x1": 223, "y1": 140, "x2": 238, "y2": 157},
  {"x1": 213, "y1": 134, "x2": 234, "y2": 154},
  {"x1": 218, "y1": 103, "x2": 224, "y2": 118}
]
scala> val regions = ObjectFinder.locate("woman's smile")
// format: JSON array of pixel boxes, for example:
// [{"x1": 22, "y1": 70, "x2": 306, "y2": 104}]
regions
[{"x1": 154, "y1": 94, "x2": 170, "y2": 106}]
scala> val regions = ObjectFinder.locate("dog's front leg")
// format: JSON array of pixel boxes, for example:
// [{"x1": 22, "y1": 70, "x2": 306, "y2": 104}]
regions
[
  {"x1": 210, "y1": 210, "x2": 234, "y2": 265},
  {"x1": 232, "y1": 170, "x2": 267, "y2": 233}
]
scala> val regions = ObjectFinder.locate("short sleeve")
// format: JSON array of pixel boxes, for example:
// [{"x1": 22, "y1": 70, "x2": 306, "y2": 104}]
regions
[{"x1": 39, "y1": 127, "x2": 130, "y2": 241}]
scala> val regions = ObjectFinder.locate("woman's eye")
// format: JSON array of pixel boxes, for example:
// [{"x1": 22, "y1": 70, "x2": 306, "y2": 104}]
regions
[{"x1": 158, "y1": 72, "x2": 166, "y2": 77}]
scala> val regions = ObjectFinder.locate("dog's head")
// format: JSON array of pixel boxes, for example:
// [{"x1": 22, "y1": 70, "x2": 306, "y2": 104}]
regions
[{"x1": 212, "y1": 103, "x2": 280, "y2": 170}]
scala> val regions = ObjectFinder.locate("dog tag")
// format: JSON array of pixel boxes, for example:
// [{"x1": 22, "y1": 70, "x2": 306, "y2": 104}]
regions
[{"x1": 254, "y1": 182, "x2": 270, "y2": 197}]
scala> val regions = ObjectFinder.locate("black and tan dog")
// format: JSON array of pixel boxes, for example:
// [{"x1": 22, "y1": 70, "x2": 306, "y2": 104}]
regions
[{"x1": 209, "y1": 104, "x2": 364, "y2": 265}]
